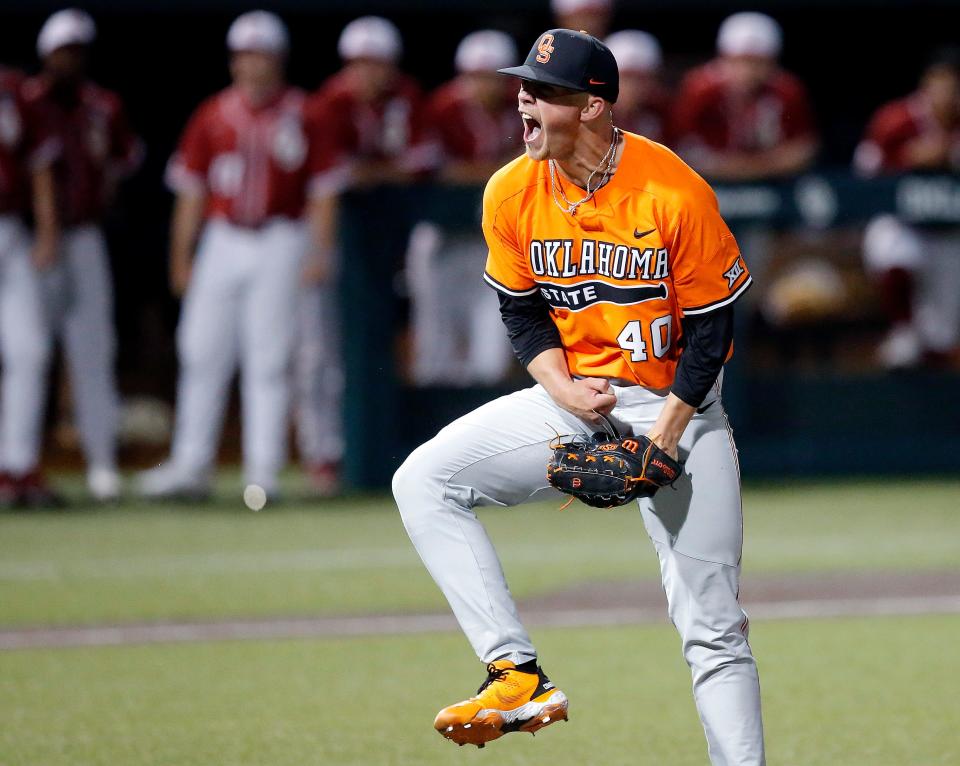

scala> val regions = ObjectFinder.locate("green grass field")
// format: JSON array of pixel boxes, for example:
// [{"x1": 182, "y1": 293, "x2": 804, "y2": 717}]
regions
[
  {"x1": 2, "y1": 618, "x2": 958, "y2": 765},
  {"x1": 1, "y1": 478, "x2": 958, "y2": 764}
]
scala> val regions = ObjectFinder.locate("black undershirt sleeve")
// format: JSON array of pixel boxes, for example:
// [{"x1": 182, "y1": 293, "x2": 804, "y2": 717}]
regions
[
  {"x1": 670, "y1": 305, "x2": 735, "y2": 407},
  {"x1": 497, "y1": 287, "x2": 734, "y2": 403},
  {"x1": 496, "y1": 290, "x2": 563, "y2": 367}
]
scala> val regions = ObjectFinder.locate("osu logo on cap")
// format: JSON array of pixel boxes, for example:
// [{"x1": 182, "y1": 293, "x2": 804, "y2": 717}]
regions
[{"x1": 536, "y1": 33, "x2": 555, "y2": 63}]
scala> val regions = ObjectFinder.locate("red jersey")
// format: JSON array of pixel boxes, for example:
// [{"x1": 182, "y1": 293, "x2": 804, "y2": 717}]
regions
[
  {"x1": 167, "y1": 86, "x2": 329, "y2": 226},
  {"x1": 854, "y1": 93, "x2": 960, "y2": 174},
  {"x1": 0, "y1": 68, "x2": 58, "y2": 216},
  {"x1": 672, "y1": 61, "x2": 815, "y2": 154},
  {"x1": 308, "y1": 70, "x2": 434, "y2": 194},
  {"x1": 614, "y1": 86, "x2": 672, "y2": 146},
  {"x1": 21, "y1": 76, "x2": 141, "y2": 226},
  {"x1": 426, "y1": 80, "x2": 520, "y2": 163}
]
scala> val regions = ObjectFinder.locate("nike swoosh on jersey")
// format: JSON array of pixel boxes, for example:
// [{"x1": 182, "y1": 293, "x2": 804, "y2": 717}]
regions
[{"x1": 633, "y1": 227, "x2": 657, "y2": 239}]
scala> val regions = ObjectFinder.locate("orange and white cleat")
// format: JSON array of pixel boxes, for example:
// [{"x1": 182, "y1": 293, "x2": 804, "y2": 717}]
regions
[{"x1": 434, "y1": 659, "x2": 569, "y2": 748}]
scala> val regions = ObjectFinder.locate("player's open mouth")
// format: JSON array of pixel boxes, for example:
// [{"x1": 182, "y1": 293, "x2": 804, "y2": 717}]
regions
[{"x1": 522, "y1": 115, "x2": 542, "y2": 144}]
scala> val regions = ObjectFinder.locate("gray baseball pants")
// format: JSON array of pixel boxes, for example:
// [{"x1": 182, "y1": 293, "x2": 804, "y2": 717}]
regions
[{"x1": 393, "y1": 379, "x2": 765, "y2": 765}]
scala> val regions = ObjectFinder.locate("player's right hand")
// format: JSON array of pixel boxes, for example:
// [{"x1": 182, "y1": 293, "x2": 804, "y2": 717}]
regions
[
  {"x1": 905, "y1": 133, "x2": 951, "y2": 168},
  {"x1": 552, "y1": 377, "x2": 617, "y2": 425},
  {"x1": 31, "y1": 234, "x2": 60, "y2": 271},
  {"x1": 301, "y1": 254, "x2": 332, "y2": 285},
  {"x1": 169, "y1": 257, "x2": 192, "y2": 297}
]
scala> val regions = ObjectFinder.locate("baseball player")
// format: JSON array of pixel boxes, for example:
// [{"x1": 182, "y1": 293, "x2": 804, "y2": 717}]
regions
[
  {"x1": 604, "y1": 30, "x2": 671, "y2": 145},
  {"x1": 406, "y1": 30, "x2": 521, "y2": 386},
  {"x1": 308, "y1": 16, "x2": 433, "y2": 188},
  {"x1": 0, "y1": 66, "x2": 59, "y2": 506},
  {"x1": 23, "y1": 9, "x2": 143, "y2": 501},
  {"x1": 295, "y1": 16, "x2": 432, "y2": 493},
  {"x1": 855, "y1": 49, "x2": 960, "y2": 368},
  {"x1": 672, "y1": 12, "x2": 817, "y2": 296},
  {"x1": 393, "y1": 30, "x2": 764, "y2": 763},
  {"x1": 138, "y1": 11, "x2": 329, "y2": 499},
  {"x1": 551, "y1": 0, "x2": 614, "y2": 41},
  {"x1": 672, "y1": 12, "x2": 817, "y2": 181}
]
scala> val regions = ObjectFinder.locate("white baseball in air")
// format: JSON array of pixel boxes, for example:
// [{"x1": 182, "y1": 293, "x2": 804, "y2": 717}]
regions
[{"x1": 243, "y1": 484, "x2": 267, "y2": 511}]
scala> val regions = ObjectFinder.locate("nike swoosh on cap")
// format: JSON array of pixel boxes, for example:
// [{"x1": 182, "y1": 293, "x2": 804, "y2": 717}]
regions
[
  {"x1": 588, "y1": 78, "x2": 607, "y2": 85},
  {"x1": 633, "y1": 227, "x2": 656, "y2": 239}
]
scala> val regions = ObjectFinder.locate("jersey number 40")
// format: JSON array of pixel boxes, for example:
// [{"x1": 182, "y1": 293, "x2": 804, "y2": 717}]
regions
[{"x1": 616, "y1": 315, "x2": 672, "y2": 362}]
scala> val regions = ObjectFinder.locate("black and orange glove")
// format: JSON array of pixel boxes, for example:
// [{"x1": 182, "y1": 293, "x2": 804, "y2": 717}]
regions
[{"x1": 547, "y1": 434, "x2": 682, "y2": 508}]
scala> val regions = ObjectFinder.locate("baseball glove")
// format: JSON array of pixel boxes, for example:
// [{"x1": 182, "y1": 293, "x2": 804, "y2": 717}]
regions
[{"x1": 546, "y1": 434, "x2": 683, "y2": 508}]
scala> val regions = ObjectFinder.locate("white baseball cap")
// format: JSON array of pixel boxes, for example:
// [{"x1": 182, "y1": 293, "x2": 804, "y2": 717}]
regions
[
  {"x1": 605, "y1": 30, "x2": 662, "y2": 73},
  {"x1": 717, "y1": 12, "x2": 782, "y2": 58},
  {"x1": 37, "y1": 8, "x2": 96, "y2": 58},
  {"x1": 551, "y1": 0, "x2": 613, "y2": 14},
  {"x1": 227, "y1": 11, "x2": 289, "y2": 55},
  {"x1": 338, "y1": 16, "x2": 402, "y2": 62},
  {"x1": 455, "y1": 30, "x2": 517, "y2": 73}
]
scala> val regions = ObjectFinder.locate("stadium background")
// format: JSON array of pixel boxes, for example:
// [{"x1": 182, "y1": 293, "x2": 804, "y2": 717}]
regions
[
  {"x1": 1, "y1": 4, "x2": 958, "y2": 765},
  {"x1": 2, "y1": 0, "x2": 960, "y2": 485}
]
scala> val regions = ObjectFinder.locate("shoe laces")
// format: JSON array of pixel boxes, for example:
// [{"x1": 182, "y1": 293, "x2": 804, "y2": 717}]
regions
[{"x1": 476, "y1": 663, "x2": 510, "y2": 694}]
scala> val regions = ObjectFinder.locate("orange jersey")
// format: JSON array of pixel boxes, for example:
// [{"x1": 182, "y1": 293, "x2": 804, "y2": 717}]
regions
[{"x1": 482, "y1": 131, "x2": 751, "y2": 389}]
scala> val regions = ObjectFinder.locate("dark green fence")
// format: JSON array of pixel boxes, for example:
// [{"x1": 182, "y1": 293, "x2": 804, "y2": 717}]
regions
[{"x1": 338, "y1": 175, "x2": 960, "y2": 487}]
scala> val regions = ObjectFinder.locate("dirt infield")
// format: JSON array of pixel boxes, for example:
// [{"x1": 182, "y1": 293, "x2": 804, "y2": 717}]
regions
[{"x1": 2, "y1": 570, "x2": 958, "y2": 651}]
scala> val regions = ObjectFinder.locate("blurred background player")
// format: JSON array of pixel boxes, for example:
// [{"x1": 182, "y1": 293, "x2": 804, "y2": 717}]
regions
[
  {"x1": 672, "y1": 12, "x2": 817, "y2": 181},
  {"x1": 309, "y1": 16, "x2": 433, "y2": 189},
  {"x1": 551, "y1": 0, "x2": 614, "y2": 39},
  {"x1": 406, "y1": 30, "x2": 519, "y2": 386},
  {"x1": 604, "y1": 30, "x2": 671, "y2": 145},
  {"x1": 856, "y1": 49, "x2": 960, "y2": 368},
  {"x1": 139, "y1": 11, "x2": 328, "y2": 499},
  {"x1": 23, "y1": 9, "x2": 143, "y2": 502},
  {"x1": 672, "y1": 12, "x2": 818, "y2": 293},
  {"x1": 423, "y1": 31, "x2": 520, "y2": 183},
  {"x1": 0, "y1": 65, "x2": 59, "y2": 506},
  {"x1": 295, "y1": 16, "x2": 431, "y2": 493}
]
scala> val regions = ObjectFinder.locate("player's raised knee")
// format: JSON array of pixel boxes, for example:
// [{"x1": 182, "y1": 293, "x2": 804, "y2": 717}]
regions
[
  {"x1": 392, "y1": 440, "x2": 450, "y2": 514},
  {"x1": 391, "y1": 451, "x2": 425, "y2": 507}
]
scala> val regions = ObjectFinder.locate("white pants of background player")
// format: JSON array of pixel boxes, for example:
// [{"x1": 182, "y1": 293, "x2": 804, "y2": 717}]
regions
[
  {"x1": 42, "y1": 224, "x2": 119, "y2": 485},
  {"x1": 406, "y1": 222, "x2": 513, "y2": 385},
  {"x1": 168, "y1": 218, "x2": 305, "y2": 492},
  {"x1": 394, "y1": 377, "x2": 765, "y2": 766},
  {"x1": 0, "y1": 215, "x2": 51, "y2": 475},
  {"x1": 863, "y1": 214, "x2": 960, "y2": 356},
  {"x1": 293, "y1": 281, "x2": 344, "y2": 467}
]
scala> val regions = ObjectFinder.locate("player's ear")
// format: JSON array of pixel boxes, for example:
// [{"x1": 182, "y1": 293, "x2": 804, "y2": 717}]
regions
[{"x1": 580, "y1": 95, "x2": 606, "y2": 123}]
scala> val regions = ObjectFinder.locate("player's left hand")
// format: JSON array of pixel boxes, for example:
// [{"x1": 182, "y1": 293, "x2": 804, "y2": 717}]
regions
[
  {"x1": 906, "y1": 133, "x2": 951, "y2": 167},
  {"x1": 31, "y1": 233, "x2": 60, "y2": 271},
  {"x1": 169, "y1": 256, "x2": 193, "y2": 297},
  {"x1": 644, "y1": 394, "x2": 696, "y2": 461},
  {"x1": 645, "y1": 432, "x2": 680, "y2": 461},
  {"x1": 547, "y1": 433, "x2": 683, "y2": 507},
  {"x1": 302, "y1": 253, "x2": 333, "y2": 285}
]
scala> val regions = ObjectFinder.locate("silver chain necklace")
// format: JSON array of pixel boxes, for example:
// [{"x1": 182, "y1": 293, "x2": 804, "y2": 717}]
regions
[{"x1": 549, "y1": 126, "x2": 620, "y2": 217}]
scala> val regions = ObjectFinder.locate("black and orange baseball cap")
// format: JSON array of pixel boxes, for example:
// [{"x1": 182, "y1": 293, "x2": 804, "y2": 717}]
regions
[{"x1": 498, "y1": 28, "x2": 619, "y2": 103}]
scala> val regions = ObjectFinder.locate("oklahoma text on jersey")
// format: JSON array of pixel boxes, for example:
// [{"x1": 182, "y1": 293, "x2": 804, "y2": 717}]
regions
[{"x1": 483, "y1": 131, "x2": 752, "y2": 389}]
